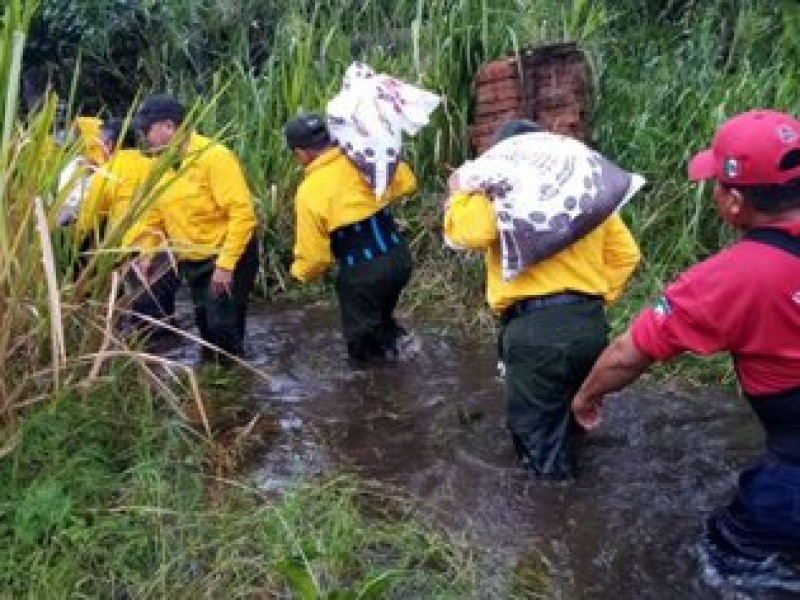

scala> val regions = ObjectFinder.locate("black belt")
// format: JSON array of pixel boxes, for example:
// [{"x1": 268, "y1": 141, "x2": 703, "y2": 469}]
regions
[
  {"x1": 503, "y1": 292, "x2": 601, "y2": 321},
  {"x1": 330, "y1": 208, "x2": 403, "y2": 267}
]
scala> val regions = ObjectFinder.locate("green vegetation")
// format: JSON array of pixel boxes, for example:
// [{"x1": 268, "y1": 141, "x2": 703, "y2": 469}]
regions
[
  {"x1": 24, "y1": 0, "x2": 799, "y2": 328},
  {"x1": 2, "y1": 0, "x2": 484, "y2": 595},
  {"x1": 4, "y1": 0, "x2": 800, "y2": 595},
  {"x1": 0, "y1": 380, "x2": 477, "y2": 597}
]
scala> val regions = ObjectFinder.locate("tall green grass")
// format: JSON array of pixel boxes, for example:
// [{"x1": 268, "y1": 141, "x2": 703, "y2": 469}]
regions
[
  {"x1": 0, "y1": 0, "x2": 69, "y2": 440},
  {"x1": 591, "y1": 1, "x2": 800, "y2": 300},
  {"x1": 66, "y1": 0, "x2": 793, "y2": 329},
  {"x1": 10, "y1": 0, "x2": 798, "y2": 411}
]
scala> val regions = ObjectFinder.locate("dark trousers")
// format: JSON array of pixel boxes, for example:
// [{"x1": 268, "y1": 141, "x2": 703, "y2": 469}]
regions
[
  {"x1": 705, "y1": 454, "x2": 800, "y2": 561},
  {"x1": 124, "y1": 252, "x2": 180, "y2": 333},
  {"x1": 179, "y1": 235, "x2": 259, "y2": 362},
  {"x1": 499, "y1": 298, "x2": 608, "y2": 479},
  {"x1": 334, "y1": 241, "x2": 412, "y2": 363}
]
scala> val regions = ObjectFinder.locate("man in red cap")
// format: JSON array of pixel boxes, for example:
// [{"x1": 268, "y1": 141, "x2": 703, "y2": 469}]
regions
[{"x1": 572, "y1": 109, "x2": 800, "y2": 592}]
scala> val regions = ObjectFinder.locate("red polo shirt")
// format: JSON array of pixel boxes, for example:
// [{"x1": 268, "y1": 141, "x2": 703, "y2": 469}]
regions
[{"x1": 631, "y1": 222, "x2": 800, "y2": 396}]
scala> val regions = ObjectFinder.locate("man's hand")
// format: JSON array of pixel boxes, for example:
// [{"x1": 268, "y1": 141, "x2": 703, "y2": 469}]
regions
[
  {"x1": 572, "y1": 393, "x2": 604, "y2": 430},
  {"x1": 210, "y1": 266, "x2": 233, "y2": 296},
  {"x1": 570, "y1": 330, "x2": 654, "y2": 432}
]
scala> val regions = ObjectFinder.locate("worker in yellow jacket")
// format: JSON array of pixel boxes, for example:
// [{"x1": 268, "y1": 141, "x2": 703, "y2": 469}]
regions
[
  {"x1": 443, "y1": 119, "x2": 641, "y2": 479},
  {"x1": 75, "y1": 117, "x2": 180, "y2": 334},
  {"x1": 132, "y1": 95, "x2": 259, "y2": 362},
  {"x1": 55, "y1": 115, "x2": 107, "y2": 226},
  {"x1": 75, "y1": 118, "x2": 154, "y2": 247},
  {"x1": 284, "y1": 113, "x2": 416, "y2": 365}
]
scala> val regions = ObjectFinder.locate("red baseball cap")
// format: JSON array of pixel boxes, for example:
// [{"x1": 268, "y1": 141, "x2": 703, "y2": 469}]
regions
[{"x1": 688, "y1": 109, "x2": 800, "y2": 185}]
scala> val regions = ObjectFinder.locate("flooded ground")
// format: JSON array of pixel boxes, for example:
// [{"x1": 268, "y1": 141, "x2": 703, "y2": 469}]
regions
[{"x1": 161, "y1": 300, "x2": 789, "y2": 599}]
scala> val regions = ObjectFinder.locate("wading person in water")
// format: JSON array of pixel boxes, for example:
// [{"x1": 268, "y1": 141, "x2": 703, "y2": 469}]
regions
[
  {"x1": 443, "y1": 119, "x2": 641, "y2": 480},
  {"x1": 132, "y1": 94, "x2": 259, "y2": 364},
  {"x1": 74, "y1": 117, "x2": 181, "y2": 337},
  {"x1": 572, "y1": 109, "x2": 800, "y2": 593},
  {"x1": 284, "y1": 113, "x2": 416, "y2": 367}
]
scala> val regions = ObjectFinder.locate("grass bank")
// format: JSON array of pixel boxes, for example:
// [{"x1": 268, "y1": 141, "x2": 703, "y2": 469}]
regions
[{"x1": 0, "y1": 371, "x2": 481, "y2": 597}]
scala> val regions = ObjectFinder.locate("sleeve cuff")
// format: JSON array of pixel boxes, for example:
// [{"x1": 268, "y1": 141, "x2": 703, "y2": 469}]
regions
[{"x1": 630, "y1": 311, "x2": 668, "y2": 361}]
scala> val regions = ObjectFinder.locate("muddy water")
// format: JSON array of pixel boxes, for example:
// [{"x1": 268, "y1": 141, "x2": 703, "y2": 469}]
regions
[{"x1": 161, "y1": 300, "x2": 786, "y2": 599}]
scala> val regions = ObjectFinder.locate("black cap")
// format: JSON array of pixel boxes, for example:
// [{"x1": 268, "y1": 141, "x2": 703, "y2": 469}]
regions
[
  {"x1": 284, "y1": 112, "x2": 330, "y2": 150},
  {"x1": 492, "y1": 119, "x2": 542, "y2": 145},
  {"x1": 133, "y1": 94, "x2": 186, "y2": 133}
]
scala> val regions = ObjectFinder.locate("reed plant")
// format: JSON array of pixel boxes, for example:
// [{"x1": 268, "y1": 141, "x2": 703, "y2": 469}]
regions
[
  {"x1": 1, "y1": 0, "x2": 215, "y2": 455},
  {"x1": 78, "y1": 0, "x2": 794, "y2": 327},
  {"x1": 0, "y1": 0, "x2": 73, "y2": 444}
]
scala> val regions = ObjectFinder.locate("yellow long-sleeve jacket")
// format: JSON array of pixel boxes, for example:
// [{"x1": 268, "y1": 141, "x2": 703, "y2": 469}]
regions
[
  {"x1": 444, "y1": 190, "x2": 641, "y2": 314},
  {"x1": 291, "y1": 147, "x2": 416, "y2": 282},
  {"x1": 75, "y1": 148, "x2": 154, "y2": 248},
  {"x1": 136, "y1": 133, "x2": 257, "y2": 270}
]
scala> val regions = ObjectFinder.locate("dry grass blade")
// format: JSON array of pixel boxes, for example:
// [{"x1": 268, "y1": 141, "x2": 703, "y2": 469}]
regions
[
  {"x1": 183, "y1": 363, "x2": 211, "y2": 439},
  {"x1": 108, "y1": 304, "x2": 272, "y2": 382},
  {"x1": 233, "y1": 413, "x2": 260, "y2": 445},
  {"x1": 87, "y1": 269, "x2": 121, "y2": 382},
  {"x1": 0, "y1": 429, "x2": 21, "y2": 460},
  {"x1": 73, "y1": 348, "x2": 214, "y2": 439},
  {"x1": 33, "y1": 195, "x2": 66, "y2": 390}
]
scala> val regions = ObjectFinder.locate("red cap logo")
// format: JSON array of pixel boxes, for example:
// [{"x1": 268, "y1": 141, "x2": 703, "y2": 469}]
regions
[{"x1": 777, "y1": 124, "x2": 798, "y2": 144}]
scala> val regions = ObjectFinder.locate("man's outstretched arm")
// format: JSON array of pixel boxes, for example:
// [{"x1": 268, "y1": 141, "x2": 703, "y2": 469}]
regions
[{"x1": 572, "y1": 329, "x2": 654, "y2": 429}]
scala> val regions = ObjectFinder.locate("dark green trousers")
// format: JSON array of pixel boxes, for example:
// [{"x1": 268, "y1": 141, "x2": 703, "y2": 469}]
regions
[
  {"x1": 179, "y1": 235, "x2": 259, "y2": 362},
  {"x1": 334, "y1": 241, "x2": 412, "y2": 363},
  {"x1": 499, "y1": 298, "x2": 609, "y2": 479}
]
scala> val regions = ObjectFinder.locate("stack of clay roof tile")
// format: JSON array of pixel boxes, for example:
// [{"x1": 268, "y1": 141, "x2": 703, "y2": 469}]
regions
[{"x1": 470, "y1": 42, "x2": 593, "y2": 154}]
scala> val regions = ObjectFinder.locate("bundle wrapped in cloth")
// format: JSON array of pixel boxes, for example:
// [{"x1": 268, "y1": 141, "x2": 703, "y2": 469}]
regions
[
  {"x1": 326, "y1": 62, "x2": 441, "y2": 197},
  {"x1": 448, "y1": 131, "x2": 645, "y2": 280}
]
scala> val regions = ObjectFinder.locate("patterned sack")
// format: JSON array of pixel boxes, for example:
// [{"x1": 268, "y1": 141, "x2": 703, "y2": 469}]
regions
[
  {"x1": 448, "y1": 131, "x2": 645, "y2": 281},
  {"x1": 326, "y1": 62, "x2": 441, "y2": 197}
]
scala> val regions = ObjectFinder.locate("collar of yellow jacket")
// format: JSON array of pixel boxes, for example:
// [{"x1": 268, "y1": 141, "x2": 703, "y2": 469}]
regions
[
  {"x1": 304, "y1": 146, "x2": 343, "y2": 174},
  {"x1": 186, "y1": 131, "x2": 211, "y2": 151}
]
